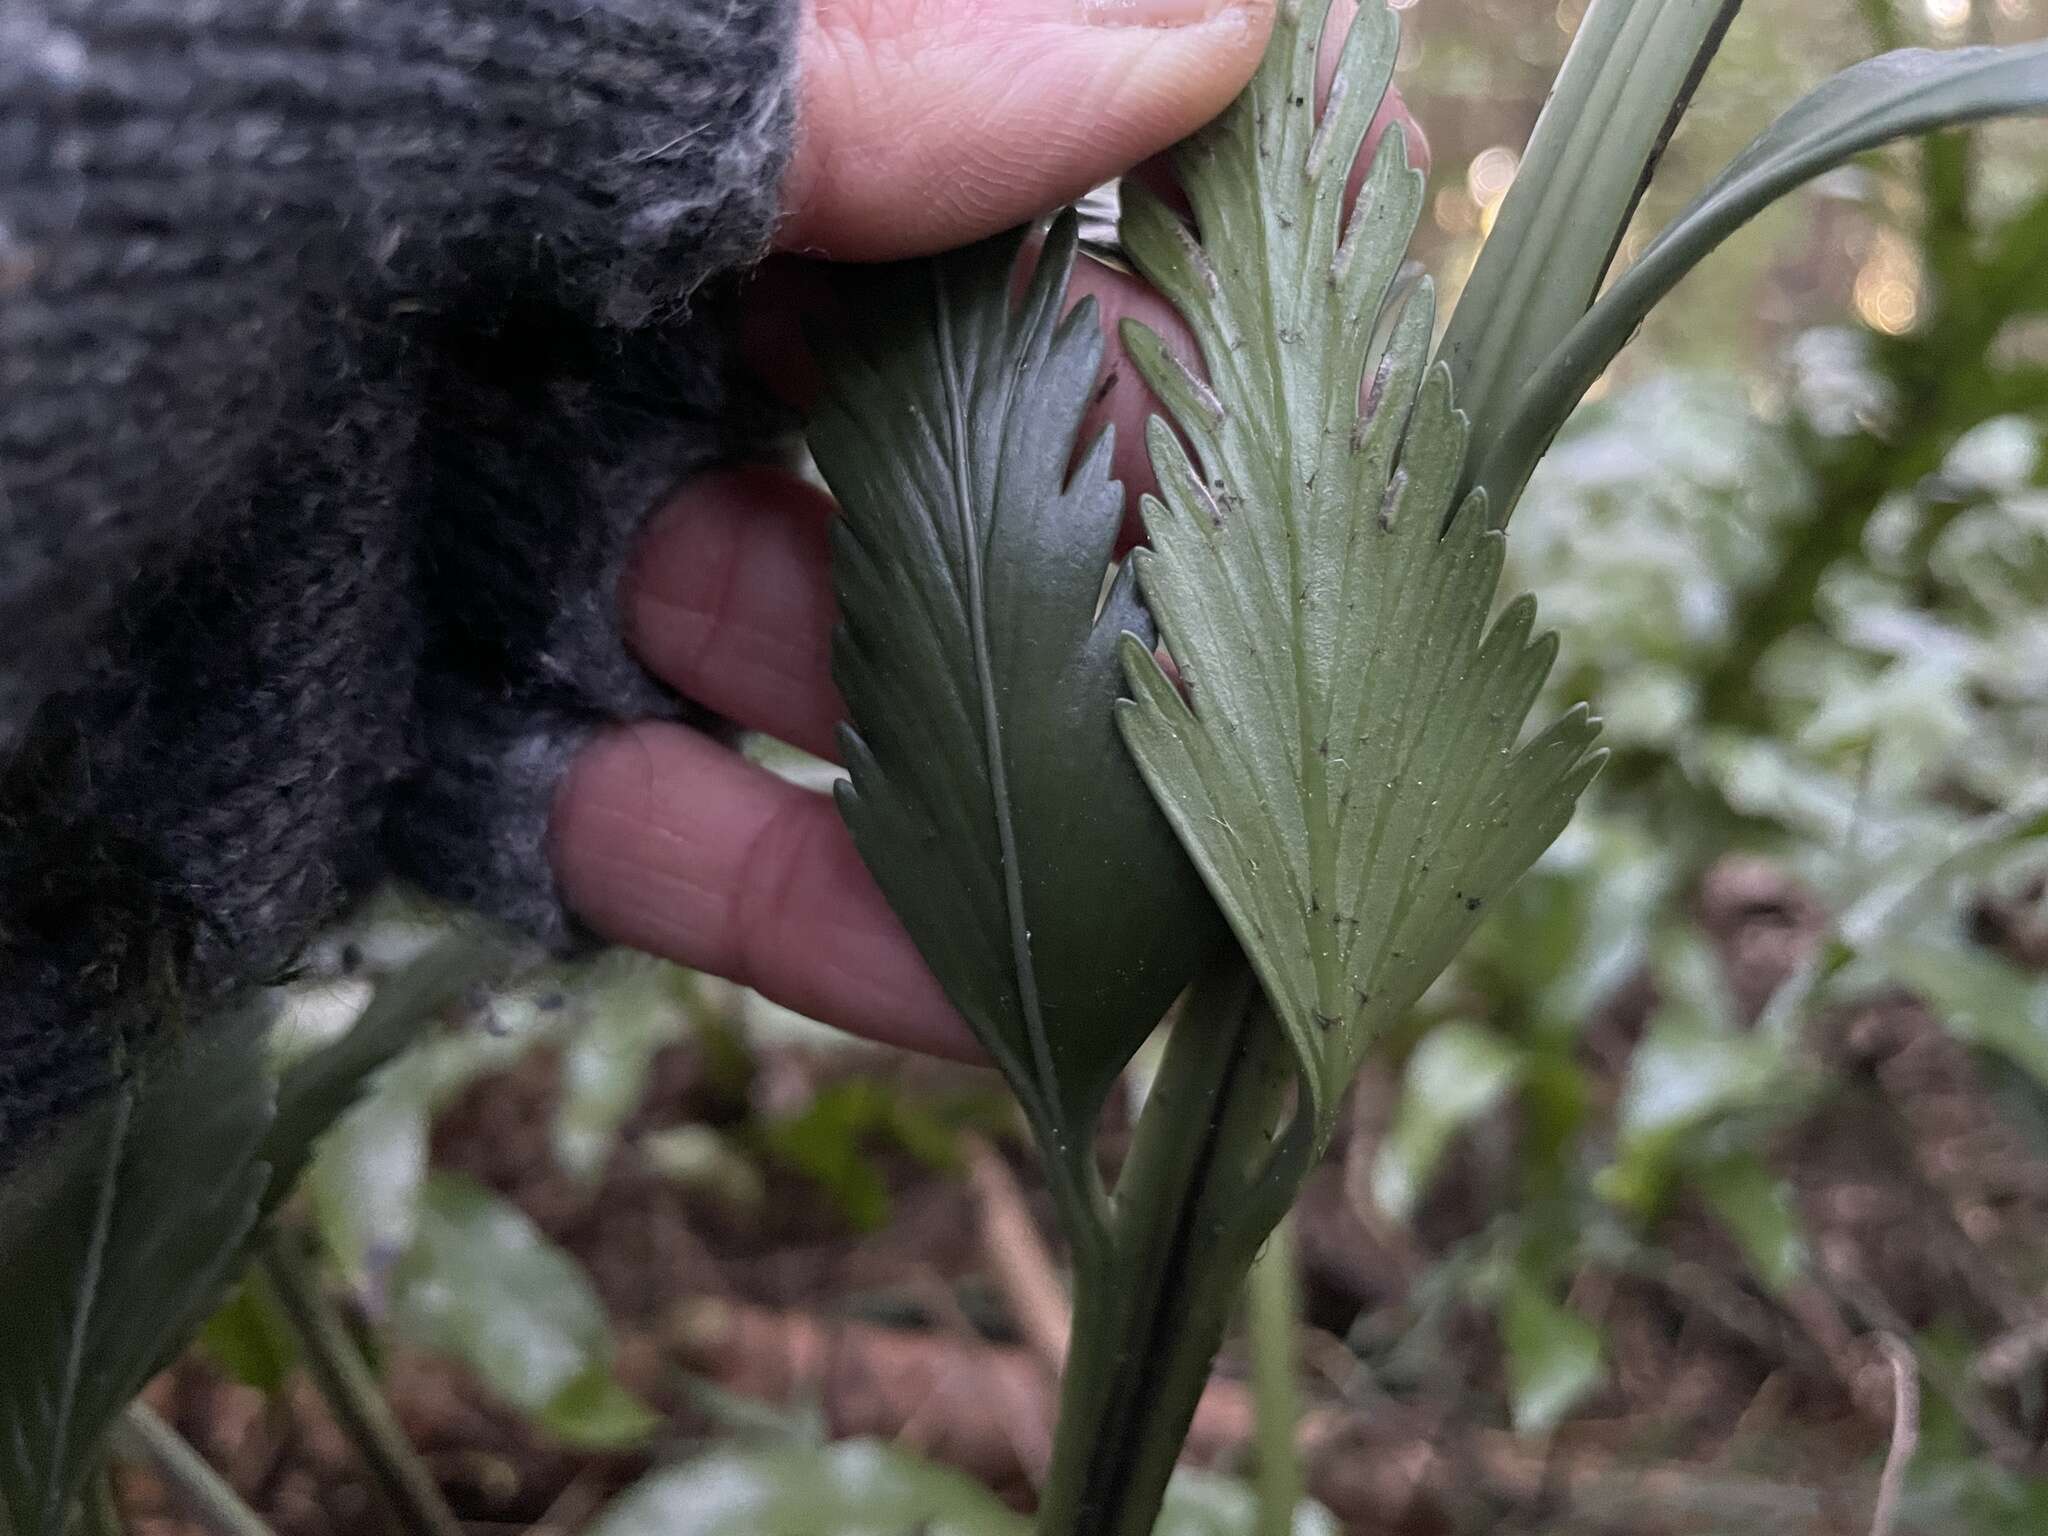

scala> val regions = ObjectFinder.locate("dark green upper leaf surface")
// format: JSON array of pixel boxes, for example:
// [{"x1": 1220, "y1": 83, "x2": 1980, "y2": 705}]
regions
[
  {"x1": 0, "y1": 1003, "x2": 274, "y2": 1536},
  {"x1": 814, "y1": 218, "x2": 1225, "y2": 1146},
  {"x1": 1476, "y1": 37, "x2": 2048, "y2": 512}
]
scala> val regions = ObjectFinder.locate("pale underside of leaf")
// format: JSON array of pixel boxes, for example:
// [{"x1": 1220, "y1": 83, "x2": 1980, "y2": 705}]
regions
[{"x1": 1116, "y1": 0, "x2": 1603, "y2": 1141}]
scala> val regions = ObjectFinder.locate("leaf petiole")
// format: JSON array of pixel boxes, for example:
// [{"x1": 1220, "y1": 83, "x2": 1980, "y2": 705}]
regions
[
  {"x1": 1036, "y1": 960, "x2": 1308, "y2": 1536},
  {"x1": 257, "y1": 1229, "x2": 464, "y2": 1536},
  {"x1": 107, "y1": 1405, "x2": 276, "y2": 1536}
]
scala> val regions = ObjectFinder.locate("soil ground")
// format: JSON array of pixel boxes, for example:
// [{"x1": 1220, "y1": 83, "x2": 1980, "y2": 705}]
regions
[{"x1": 120, "y1": 859, "x2": 2048, "y2": 1535}]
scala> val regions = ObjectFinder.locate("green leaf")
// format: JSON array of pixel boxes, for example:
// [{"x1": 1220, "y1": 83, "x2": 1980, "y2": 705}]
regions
[
  {"x1": 0, "y1": 1003, "x2": 274, "y2": 1536},
  {"x1": 1470, "y1": 818, "x2": 1670, "y2": 1039},
  {"x1": 1115, "y1": 0, "x2": 1602, "y2": 1147},
  {"x1": 1478, "y1": 38, "x2": 2048, "y2": 510},
  {"x1": 198, "y1": 1273, "x2": 298, "y2": 1395},
  {"x1": 1616, "y1": 1013, "x2": 1782, "y2": 1146},
  {"x1": 389, "y1": 1174, "x2": 655, "y2": 1450},
  {"x1": 1885, "y1": 940, "x2": 2048, "y2": 1091},
  {"x1": 263, "y1": 932, "x2": 509, "y2": 1213},
  {"x1": 1602, "y1": 971, "x2": 1799, "y2": 1215},
  {"x1": 1372, "y1": 1022, "x2": 1525, "y2": 1222},
  {"x1": 305, "y1": 1061, "x2": 431, "y2": 1298},
  {"x1": 1902, "y1": 1455, "x2": 2048, "y2": 1534},
  {"x1": 1647, "y1": 928, "x2": 1739, "y2": 1038},
  {"x1": 584, "y1": 1440, "x2": 1027, "y2": 1536},
  {"x1": 756, "y1": 1077, "x2": 982, "y2": 1234},
  {"x1": 1153, "y1": 1469, "x2": 1340, "y2": 1536},
  {"x1": 1692, "y1": 1152, "x2": 1807, "y2": 1295},
  {"x1": 553, "y1": 957, "x2": 690, "y2": 1182},
  {"x1": 814, "y1": 216, "x2": 1225, "y2": 1157},
  {"x1": 756, "y1": 1081, "x2": 896, "y2": 1233},
  {"x1": 536, "y1": 1366, "x2": 664, "y2": 1452},
  {"x1": 640, "y1": 1125, "x2": 766, "y2": 1209},
  {"x1": 1501, "y1": 1281, "x2": 1605, "y2": 1435},
  {"x1": 1440, "y1": 0, "x2": 1743, "y2": 506}
]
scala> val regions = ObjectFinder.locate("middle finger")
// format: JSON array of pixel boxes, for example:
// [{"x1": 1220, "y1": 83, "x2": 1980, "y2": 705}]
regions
[{"x1": 626, "y1": 466, "x2": 847, "y2": 762}]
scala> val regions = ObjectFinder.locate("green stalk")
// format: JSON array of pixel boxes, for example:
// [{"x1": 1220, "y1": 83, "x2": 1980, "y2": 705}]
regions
[
  {"x1": 1246, "y1": 1214, "x2": 1304, "y2": 1536},
  {"x1": 108, "y1": 1405, "x2": 276, "y2": 1536},
  {"x1": 75, "y1": 1472, "x2": 123, "y2": 1536},
  {"x1": 1035, "y1": 962, "x2": 1306, "y2": 1536},
  {"x1": 257, "y1": 1230, "x2": 465, "y2": 1536}
]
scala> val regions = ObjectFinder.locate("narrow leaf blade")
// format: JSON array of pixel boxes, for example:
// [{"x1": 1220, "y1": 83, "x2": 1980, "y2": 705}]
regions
[
  {"x1": 1478, "y1": 39, "x2": 2048, "y2": 510},
  {"x1": 1372, "y1": 1021, "x2": 1525, "y2": 1222},
  {"x1": 1441, "y1": 0, "x2": 1743, "y2": 501},
  {"x1": 1503, "y1": 1281, "x2": 1605, "y2": 1434}
]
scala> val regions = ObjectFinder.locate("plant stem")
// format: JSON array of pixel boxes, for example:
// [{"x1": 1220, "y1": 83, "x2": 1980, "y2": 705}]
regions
[
  {"x1": 1034, "y1": 960, "x2": 1305, "y2": 1536},
  {"x1": 76, "y1": 1470, "x2": 124, "y2": 1536},
  {"x1": 1247, "y1": 1213, "x2": 1303, "y2": 1536},
  {"x1": 108, "y1": 1405, "x2": 275, "y2": 1536},
  {"x1": 257, "y1": 1229, "x2": 465, "y2": 1536}
]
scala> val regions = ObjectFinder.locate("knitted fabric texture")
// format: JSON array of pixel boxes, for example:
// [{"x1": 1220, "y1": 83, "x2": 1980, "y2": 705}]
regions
[{"x1": 0, "y1": 0, "x2": 799, "y2": 1162}]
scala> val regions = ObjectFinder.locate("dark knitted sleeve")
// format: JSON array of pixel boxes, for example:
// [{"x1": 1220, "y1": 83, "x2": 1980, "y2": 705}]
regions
[{"x1": 0, "y1": 0, "x2": 801, "y2": 1157}]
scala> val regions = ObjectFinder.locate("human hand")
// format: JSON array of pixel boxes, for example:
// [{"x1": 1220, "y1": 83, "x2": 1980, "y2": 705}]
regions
[{"x1": 550, "y1": 0, "x2": 1426, "y2": 1060}]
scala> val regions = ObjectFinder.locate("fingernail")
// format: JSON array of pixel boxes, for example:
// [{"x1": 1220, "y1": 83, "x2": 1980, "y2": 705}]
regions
[{"x1": 1082, "y1": 0, "x2": 1242, "y2": 26}]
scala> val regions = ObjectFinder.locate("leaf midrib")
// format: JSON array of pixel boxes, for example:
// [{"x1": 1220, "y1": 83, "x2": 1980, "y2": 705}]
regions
[
  {"x1": 929, "y1": 269, "x2": 1063, "y2": 1147},
  {"x1": 37, "y1": 1090, "x2": 130, "y2": 1536},
  {"x1": 1246, "y1": 30, "x2": 1348, "y2": 1026},
  {"x1": 1188, "y1": 19, "x2": 1536, "y2": 1046}
]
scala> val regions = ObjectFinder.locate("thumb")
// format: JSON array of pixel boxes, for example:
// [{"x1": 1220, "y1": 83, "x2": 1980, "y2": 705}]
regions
[{"x1": 778, "y1": 0, "x2": 1276, "y2": 260}]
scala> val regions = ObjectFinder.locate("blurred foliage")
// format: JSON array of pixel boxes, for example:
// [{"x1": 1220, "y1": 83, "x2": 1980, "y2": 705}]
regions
[
  {"x1": 1361, "y1": 1, "x2": 2048, "y2": 1512},
  {"x1": 198, "y1": 1274, "x2": 298, "y2": 1397},
  {"x1": 752, "y1": 1076, "x2": 1008, "y2": 1233},
  {"x1": 584, "y1": 1440, "x2": 1026, "y2": 1536},
  {"x1": 387, "y1": 1174, "x2": 657, "y2": 1450},
  {"x1": 583, "y1": 1440, "x2": 1342, "y2": 1536}
]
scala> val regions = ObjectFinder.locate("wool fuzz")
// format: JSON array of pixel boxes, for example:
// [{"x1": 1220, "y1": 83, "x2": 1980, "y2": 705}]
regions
[{"x1": 0, "y1": 0, "x2": 800, "y2": 1161}]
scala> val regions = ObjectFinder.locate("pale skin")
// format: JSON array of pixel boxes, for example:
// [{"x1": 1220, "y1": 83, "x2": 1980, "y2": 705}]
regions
[{"x1": 549, "y1": 0, "x2": 1424, "y2": 1061}]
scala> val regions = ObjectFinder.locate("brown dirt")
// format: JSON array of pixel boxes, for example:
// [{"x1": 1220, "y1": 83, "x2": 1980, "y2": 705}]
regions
[{"x1": 124, "y1": 857, "x2": 2048, "y2": 1535}]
